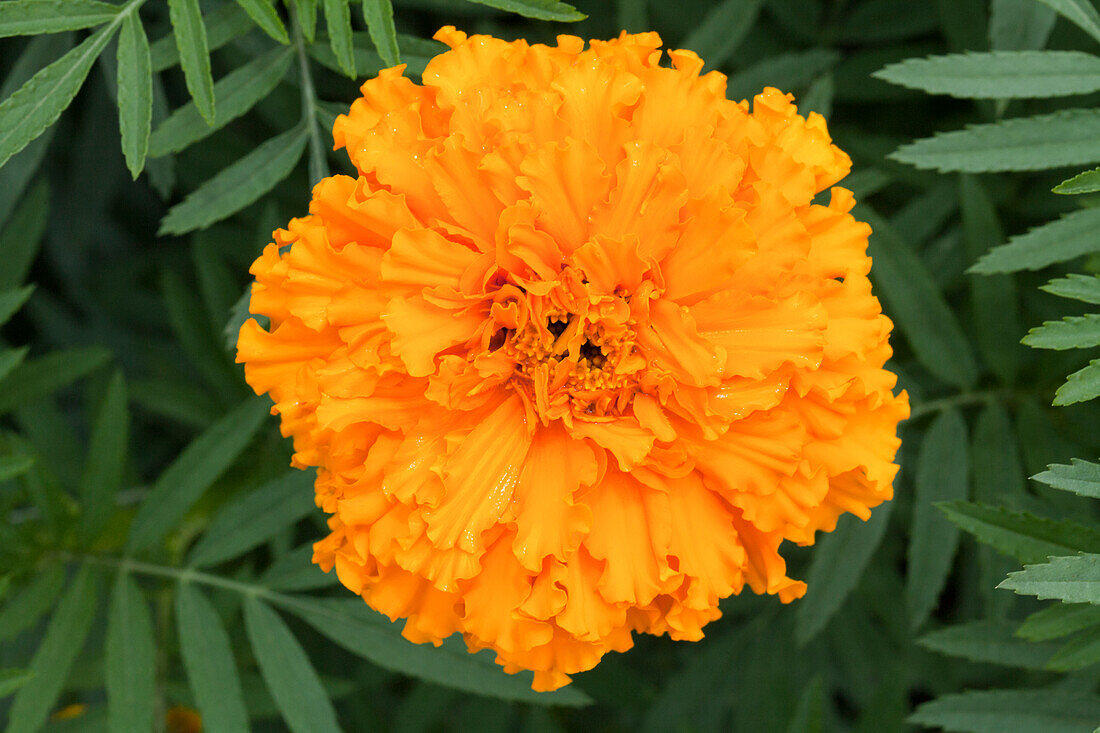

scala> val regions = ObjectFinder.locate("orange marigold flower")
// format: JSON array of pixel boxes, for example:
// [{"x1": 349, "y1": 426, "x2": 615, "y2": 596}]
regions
[{"x1": 236, "y1": 27, "x2": 909, "y2": 691}]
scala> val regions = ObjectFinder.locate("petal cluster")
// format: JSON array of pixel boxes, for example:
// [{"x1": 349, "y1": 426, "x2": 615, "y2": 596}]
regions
[{"x1": 236, "y1": 28, "x2": 908, "y2": 690}]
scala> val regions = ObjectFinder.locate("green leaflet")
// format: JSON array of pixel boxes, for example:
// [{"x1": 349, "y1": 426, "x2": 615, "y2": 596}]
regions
[
  {"x1": 617, "y1": 0, "x2": 646, "y2": 32},
  {"x1": 167, "y1": 0, "x2": 215, "y2": 124},
  {"x1": 125, "y1": 396, "x2": 271, "y2": 553},
  {"x1": 323, "y1": 0, "x2": 356, "y2": 78},
  {"x1": 0, "y1": 670, "x2": 33, "y2": 699},
  {"x1": 115, "y1": 10, "x2": 152, "y2": 179},
  {"x1": 785, "y1": 676, "x2": 824, "y2": 733},
  {"x1": 970, "y1": 403, "x2": 1026, "y2": 505},
  {"x1": 0, "y1": 0, "x2": 118, "y2": 38},
  {"x1": 0, "y1": 455, "x2": 34, "y2": 482},
  {"x1": 289, "y1": 0, "x2": 318, "y2": 42},
  {"x1": 0, "y1": 347, "x2": 111, "y2": 417},
  {"x1": 0, "y1": 20, "x2": 119, "y2": 170},
  {"x1": 918, "y1": 620, "x2": 1060, "y2": 669},
  {"x1": 1042, "y1": 274, "x2": 1100, "y2": 305},
  {"x1": 938, "y1": 501, "x2": 1100, "y2": 563},
  {"x1": 795, "y1": 499, "x2": 895, "y2": 645},
  {"x1": 176, "y1": 583, "x2": 249, "y2": 733},
  {"x1": 681, "y1": 0, "x2": 763, "y2": 71},
  {"x1": 158, "y1": 124, "x2": 309, "y2": 236},
  {"x1": 0, "y1": 286, "x2": 33, "y2": 328},
  {"x1": 839, "y1": 0, "x2": 937, "y2": 43},
  {"x1": 259, "y1": 544, "x2": 340, "y2": 591},
  {"x1": 361, "y1": 0, "x2": 400, "y2": 67},
  {"x1": 243, "y1": 597, "x2": 343, "y2": 733},
  {"x1": 150, "y1": 2, "x2": 251, "y2": 73},
  {"x1": 1017, "y1": 602, "x2": 1100, "y2": 641},
  {"x1": 149, "y1": 46, "x2": 292, "y2": 157},
  {"x1": 160, "y1": 269, "x2": 242, "y2": 396},
  {"x1": 0, "y1": 564, "x2": 63, "y2": 643},
  {"x1": 909, "y1": 689, "x2": 1100, "y2": 732},
  {"x1": 1000, "y1": 554, "x2": 1100, "y2": 603},
  {"x1": 1054, "y1": 167, "x2": 1100, "y2": 194},
  {"x1": 5, "y1": 565, "x2": 99, "y2": 733},
  {"x1": 891, "y1": 109, "x2": 1100, "y2": 173},
  {"x1": 105, "y1": 572, "x2": 155, "y2": 733},
  {"x1": 78, "y1": 371, "x2": 128, "y2": 544},
  {"x1": 461, "y1": 0, "x2": 584, "y2": 22},
  {"x1": 0, "y1": 177, "x2": 49, "y2": 287},
  {"x1": 725, "y1": 49, "x2": 840, "y2": 104},
  {"x1": 1034, "y1": 0, "x2": 1100, "y2": 45},
  {"x1": 874, "y1": 51, "x2": 1100, "y2": 98},
  {"x1": 908, "y1": 409, "x2": 969, "y2": 630},
  {"x1": 989, "y1": 0, "x2": 1057, "y2": 51},
  {"x1": 1023, "y1": 314, "x2": 1100, "y2": 350},
  {"x1": 1047, "y1": 625, "x2": 1100, "y2": 671},
  {"x1": 1055, "y1": 359, "x2": 1100, "y2": 405},
  {"x1": 970, "y1": 206, "x2": 1100, "y2": 274},
  {"x1": 1033, "y1": 459, "x2": 1100, "y2": 498},
  {"x1": 234, "y1": 0, "x2": 289, "y2": 44}
]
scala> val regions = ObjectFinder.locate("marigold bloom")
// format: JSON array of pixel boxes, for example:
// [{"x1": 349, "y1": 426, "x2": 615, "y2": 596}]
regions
[{"x1": 237, "y1": 27, "x2": 908, "y2": 690}]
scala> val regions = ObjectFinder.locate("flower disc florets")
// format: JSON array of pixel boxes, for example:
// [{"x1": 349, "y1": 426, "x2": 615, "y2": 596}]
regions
[{"x1": 237, "y1": 28, "x2": 909, "y2": 690}]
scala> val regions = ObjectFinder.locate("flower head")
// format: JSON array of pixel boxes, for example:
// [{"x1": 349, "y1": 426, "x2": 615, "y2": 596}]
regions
[{"x1": 236, "y1": 28, "x2": 908, "y2": 690}]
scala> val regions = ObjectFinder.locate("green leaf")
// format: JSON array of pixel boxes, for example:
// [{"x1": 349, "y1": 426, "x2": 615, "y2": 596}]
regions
[
  {"x1": 289, "y1": 0, "x2": 318, "y2": 42},
  {"x1": 908, "y1": 409, "x2": 969, "y2": 630},
  {"x1": 1055, "y1": 359, "x2": 1100, "y2": 405},
  {"x1": 970, "y1": 206, "x2": 1100, "y2": 274},
  {"x1": 176, "y1": 582, "x2": 249, "y2": 733},
  {"x1": 1042, "y1": 274, "x2": 1100, "y2": 304},
  {"x1": 461, "y1": 0, "x2": 584, "y2": 21},
  {"x1": 0, "y1": 0, "x2": 118, "y2": 38},
  {"x1": 681, "y1": 0, "x2": 764, "y2": 71},
  {"x1": 0, "y1": 454, "x2": 34, "y2": 482},
  {"x1": 725, "y1": 48, "x2": 840, "y2": 104},
  {"x1": 1033, "y1": 458, "x2": 1100, "y2": 498},
  {"x1": 105, "y1": 572, "x2": 154, "y2": 733},
  {"x1": 187, "y1": 470, "x2": 316, "y2": 567},
  {"x1": 910, "y1": 689, "x2": 1100, "y2": 732},
  {"x1": 1023, "y1": 314, "x2": 1100, "y2": 350},
  {"x1": 0, "y1": 177, "x2": 49, "y2": 288},
  {"x1": 79, "y1": 371, "x2": 128, "y2": 544},
  {"x1": 1000, "y1": 554, "x2": 1100, "y2": 604},
  {"x1": 243, "y1": 597, "x2": 343, "y2": 733},
  {"x1": 234, "y1": 0, "x2": 289, "y2": 44},
  {"x1": 0, "y1": 348, "x2": 27, "y2": 385},
  {"x1": 918, "y1": 620, "x2": 1060, "y2": 669},
  {"x1": 0, "y1": 286, "x2": 33, "y2": 328},
  {"x1": 260, "y1": 544, "x2": 339, "y2": 591},
  {"x1": 971, "y1": 403, "x2": 1026, "y2": 504},
  {"x1": 158, "y1": 124, "x2": 308, "y2": 235},
  {"x1": 275, "y1": 595, "x2": 592, "y2": 705},
  {"x1": 0, "y1": 670, "x2": 33, "y2": 700},
  {"x1": 893, "y1": 109, "x2": 1100, "y2": 173},
  {"x1": 939, "y1": 501, "x2": 1100, "y2": 563},
  {"x1": 5, "y1": 565, "x2": 99, "y2": 733},
  {"x1": 1054, "y1": 167, "x2": 1100, "y2": 194},
  {"x1": 0, "y1": 564, "x2": 63, "y2": 643},
  {"x1": 125, "y1": 396, "x2": 271, "y2": 553},
  {"x1": 874, "y1": 51, "x2": 1100, "y2": 98},
  {"x1": 840, "y1": 0, "x2": 938, "y2": 43},
  {"x1": 989, "y1": 0, "x2": 1057, "y2": 52},
  {"x1": 785, "y1": 676, "x2": 824, "y2": 733},
  {"x1": 617, "y1": 0, "x2": 646, "y2": 33},
  {"x1": 167, "y1": 0, "x2": 215, "y2": 124},
  {"x1": 862, "y1": 209, "x2": 979, "y2": 389},
  {"x1": 1018, "y1": 602, "x2": 1100, "y2": 641},
  {"x1": 0, "y1": 21, "x2": 119, "y2": 170},
  {"x1": 115, "y1": 10, "x2": 152, "y2": 179},
  {"x1": 160, "y1": 269, "x2": 240, "y2": 396},
  {"x1": 1034, "y1": 0, "x2": 1100, "y2": 45},
  {"x1": 150, "y1": 2, "x2": 251, "y2": 73},
  {"x1": 1048, "y1": 625, "x2": 1100, "y2": 670},
  {"x1": 361, "y1": 0, "x2": 399, "y2": 66},
  {"x1": 795, "y1": 499, "x2": 894, "y2": 644},
  {"x1": 322, "y1": 0, "x2": 356, "y2": 78},
  {"x1": 0, "y1": 347, "x2": 111, "y2": 417}
]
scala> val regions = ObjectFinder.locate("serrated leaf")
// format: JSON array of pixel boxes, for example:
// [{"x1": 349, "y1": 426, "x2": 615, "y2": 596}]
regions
[
  {"x1": 0, "y1": 21, "x2": 118, "y2": 170},
  {"x1": 862, "y1": 209, "x2": 979, "y2": 388},
  {"x1": 989, "y1": 0, "x2": 1057, "y2": 51},
  {"x1": 79, "y1": 371, "x2": 128, "y2": 544},
  {"x1": 1033, "y1": 458, "x2": 1100, "y2": 498},
  {"x1": 1023, "y1": 314, "x2": 1100, "y2": 350},
  {"x1": 875, "y1": 51, "x2": 1100, "y2": 98},
  {"x1": 168, "y1": 0, "x2": 215, "y2": 124},
  {"x1": 235, "y1": 0, "x2": 289, "y2": 44},
  {"x1": 1048, "y1": 625, "x2": 1100, "y2": 670},
  {"x1": 322, "y1": 0, "x2": 356, "y2": 78},
  {"x1": 106, "y1": 572, "x2": 154, "y2": 733},
  {"x1": 158, "y1": 124, "x2": 308, "y2": 235},
  {"x1": 939, "y1": 501, "x2": 1100, "y2": 563},
  {"x1": 681, "y1": 0, "x2": 763, "y2": 71},
  {"x1": 1035, "y1": 0, "x2": 1100, "y2": 45},
  {"x1": 125, "y1": 396, "x2": 270, "y2": 553},
  {"x1": 176, "y1": 583, "x2": 249, "y2": 733},
  {"x1": 116, "y1": 11, "x2": 151, "y2": 179},
  {"x1": 274, "y1": 595, "x2": 592, "y2": 705},
  {"x1": 0, "y1": 347, "x2": 111, "y2": 417},
  {"x1": 908, "y1": 409, "x2": 969, "y2": 630},
  {"x1": 1054, "y1": 359, "x2": 1100, "y2": 405},
  {"x1": 0, "y1": 454, "x2": 33, "y2": 482},
  {"x1": 0, "y1": 0, "x2": 118, "y2": 38},
  {"x1": 1000, "y1": 554, "x2": 1100, "y2": 604},
  {"x1": 5, "y1": 565, "x2": 99, "y2": 733},
  {"x1": 361, "y1": 0, "x2": 399, "y2": 66},
  {"x1": 150, "y1": 46, "x2": 292, "y2": 157},
  {"x1": 0, "y1": 286, "x2": 33, "y2": 328},
  {"x1": 1043, "y1": 274, "x2": 1100, "y2": 304},
  {"x1": 188, "y1": 470, "x2": 316, "y2": 567},
  {"x1": 1054, "y1": 167, "x2": 1100, "y2": 194},
  {"x1": 726, "y1": 48, "x2": 839, "y2": 103},
  {"x1": 150, "y1": 2, "x2": 251, "y2": 73},
  {"x1": 462, "y1": 0, "x2": 584, "y2": 21},
  {"x1": 289, "y1": 0, "x2": 318, "y2": 42},
  {"x1": 795, "y1": 499, "x2": 894, "y2": 645},
  {"x1": 1018, "y1": 602, "x2": 1100, "y2": 641},
  {"x1": 0, "y1": 564, "x2": 63, "y2": 643},
  {"x1": 0, "y1": 670, "x2": 33, "y2": 699},
  {"x1": 909, "y1": 689, "x2": 1100, "y2": 732},
  {"x1": 893, "y1": 109, "x2": 1100, "y2": 173},
  {"x1": 970, "y1": 206, "x2": 1100, "y2": 274},
  {"x1": 243, "y1": 597, "x2": 343, "y2": 733},
  {"x1": 918, "y1": 620, "x2": 1059, "y2": 669}
]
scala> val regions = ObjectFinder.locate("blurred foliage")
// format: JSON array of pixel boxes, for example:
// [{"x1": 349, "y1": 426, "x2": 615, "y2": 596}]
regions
[{"x1": 1, "y1": 0, "x2": 1100, "y2": 731}]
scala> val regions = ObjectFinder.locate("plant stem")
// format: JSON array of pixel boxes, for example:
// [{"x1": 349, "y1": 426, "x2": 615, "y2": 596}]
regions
[{"x1": 291, "y1": 8, "x2": 329, "y2": 184}]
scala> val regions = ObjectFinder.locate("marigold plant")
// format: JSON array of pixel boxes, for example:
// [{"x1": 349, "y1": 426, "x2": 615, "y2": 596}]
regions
[{"x1": 236, "y1": 27, "x2": 908, "y2": 690}]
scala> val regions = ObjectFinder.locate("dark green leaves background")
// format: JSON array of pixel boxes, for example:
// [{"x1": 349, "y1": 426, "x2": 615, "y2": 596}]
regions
[{"x1": 2, "y1": 0, "x2": 1100, "y2": 731}]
